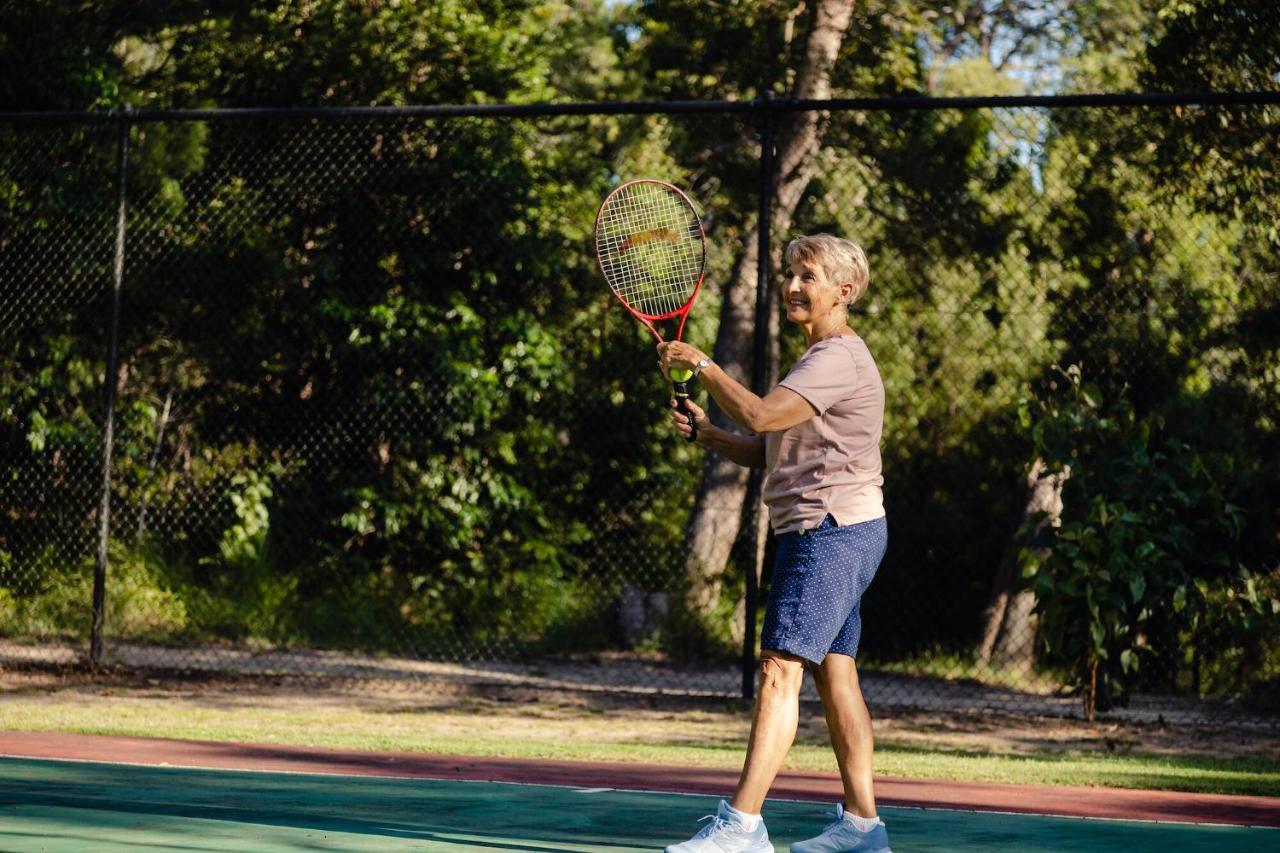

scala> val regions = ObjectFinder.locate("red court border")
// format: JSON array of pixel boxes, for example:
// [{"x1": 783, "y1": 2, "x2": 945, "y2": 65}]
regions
[{"x1": 2, "y1": 731, "x2": 1276, "y2": 828}]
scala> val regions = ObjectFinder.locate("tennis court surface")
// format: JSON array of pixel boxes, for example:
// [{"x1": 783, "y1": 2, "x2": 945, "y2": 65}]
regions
[{"x1": 2, "y1": 733, "x2": 1276, "y2": 851}]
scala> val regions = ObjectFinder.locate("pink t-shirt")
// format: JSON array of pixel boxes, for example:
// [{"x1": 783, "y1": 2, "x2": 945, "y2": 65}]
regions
[{"x1": 763, "y1": 333, "x2": 885, "y2": 534}]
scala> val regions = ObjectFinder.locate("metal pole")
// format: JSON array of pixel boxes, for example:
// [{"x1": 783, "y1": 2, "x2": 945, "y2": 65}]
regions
[
  {"x1": 742, "y1": 93, "x2": 776, "y2": 701},
  {"x1": 91, "y1": 107, "x2": 130, "y2": 666}
]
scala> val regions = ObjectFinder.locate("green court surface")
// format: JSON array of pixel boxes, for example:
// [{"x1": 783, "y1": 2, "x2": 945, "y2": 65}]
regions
[{"x1": 0, "y1": 757, "x2": 1274, "y2": 852}]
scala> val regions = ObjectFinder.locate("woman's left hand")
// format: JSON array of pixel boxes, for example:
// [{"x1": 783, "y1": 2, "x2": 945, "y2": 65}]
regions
[{"x1": 657, "y1": 341, "x2": 708, "y2": 378}]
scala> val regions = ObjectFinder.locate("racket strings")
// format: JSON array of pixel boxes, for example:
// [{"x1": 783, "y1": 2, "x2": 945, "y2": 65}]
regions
[{"x1": 596, "y1": 183, "x2": 703, "y2": 317}]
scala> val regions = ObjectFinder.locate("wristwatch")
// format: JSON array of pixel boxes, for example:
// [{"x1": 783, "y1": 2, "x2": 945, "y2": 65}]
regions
[{"x1": 692, "y1": 357, "x2": 713, "y2": 377}]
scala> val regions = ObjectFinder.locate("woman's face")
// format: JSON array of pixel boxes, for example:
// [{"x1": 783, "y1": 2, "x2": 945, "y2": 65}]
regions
[{"x1": 781, "y1": 255, "x2": 843, "y2": 325}]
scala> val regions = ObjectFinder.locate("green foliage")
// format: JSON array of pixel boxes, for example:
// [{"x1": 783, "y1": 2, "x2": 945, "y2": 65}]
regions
[
  {"x1": 1195, "y1": 569, "x2": 1280, "y2": 702},
  {"x1": 185, "y1": 464, "x2": 298, "y2": 644},
  {"x1": 1020, "y1": 366, "x2": 1275, "y2": 717},
  {"x1": 0, "y1": 542, "x2": 188, "y2": 642},
  {"x1": 1142, "y1": 2, "x2": 1280, "y2": 240}
]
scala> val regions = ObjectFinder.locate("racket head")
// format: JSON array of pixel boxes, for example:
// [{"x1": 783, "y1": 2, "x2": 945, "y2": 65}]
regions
[{"x1": 594, "y1": 179, "x2": 706, "y2": 325}]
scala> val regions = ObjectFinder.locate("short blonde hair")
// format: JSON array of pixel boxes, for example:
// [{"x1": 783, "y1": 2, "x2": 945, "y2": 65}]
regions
[{"x1": 784, "y1": 233, "x2": 870, "y2": 307}]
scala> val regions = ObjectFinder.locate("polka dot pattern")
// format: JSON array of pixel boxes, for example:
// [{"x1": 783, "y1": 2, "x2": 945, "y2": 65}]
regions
[{"x1": 761, "y1": 514, "x2": 888, "y2": 664}]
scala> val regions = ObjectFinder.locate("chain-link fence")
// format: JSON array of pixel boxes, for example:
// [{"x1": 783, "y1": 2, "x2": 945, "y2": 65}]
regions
[{"x1": 2, "y1": 96, "x2": 1277, "y2": 723}]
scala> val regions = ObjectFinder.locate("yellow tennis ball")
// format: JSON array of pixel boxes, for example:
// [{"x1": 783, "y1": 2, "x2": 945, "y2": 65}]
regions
[{"x1": 669, "y1": 368, "x2": 693, "y2": 382}]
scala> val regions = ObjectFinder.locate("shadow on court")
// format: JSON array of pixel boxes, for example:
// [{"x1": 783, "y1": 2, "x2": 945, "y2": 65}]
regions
[{"x1": 0, "y1": 757, "x2": 1273, "y2": 852}]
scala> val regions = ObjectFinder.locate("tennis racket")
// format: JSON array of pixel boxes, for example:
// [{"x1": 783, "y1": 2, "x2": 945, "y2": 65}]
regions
[{"x1": 594, "y1": 179, "x2": 707, "y2": 442}]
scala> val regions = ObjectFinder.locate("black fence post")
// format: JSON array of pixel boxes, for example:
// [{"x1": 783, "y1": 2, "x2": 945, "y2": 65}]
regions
[
  {"x1": 91, "y1": 105, "x2": 131, "y2": 666},
  {"x1": 741, "y1": 92, "x2": 776, "y2": 701}
]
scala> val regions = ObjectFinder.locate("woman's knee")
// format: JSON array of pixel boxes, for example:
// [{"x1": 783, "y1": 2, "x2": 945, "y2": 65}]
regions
[
  {"x1": 758, "y1": 651, "x2": 806, "y2": 693},
  {"x1": 815, "y1": 655, "x2": 863, "y2": 697}
]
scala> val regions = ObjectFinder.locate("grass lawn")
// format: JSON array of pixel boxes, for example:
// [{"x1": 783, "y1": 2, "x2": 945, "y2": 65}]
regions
[{"x1": 1, "y1": 675, "x2": 1277, "y2": 798}]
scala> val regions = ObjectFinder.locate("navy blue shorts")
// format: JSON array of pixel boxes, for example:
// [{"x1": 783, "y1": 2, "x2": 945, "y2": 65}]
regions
[{"x1": 760, "y1": 514, "x2": 888, "y2": 664}]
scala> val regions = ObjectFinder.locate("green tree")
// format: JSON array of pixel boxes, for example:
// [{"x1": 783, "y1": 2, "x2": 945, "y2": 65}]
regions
[
  {"x1": 1014, "y1": 0, "x2": 1280, "y2": 704},
  {"x1": 2, "y1": 1, "x2": 677, "y2": 652}
]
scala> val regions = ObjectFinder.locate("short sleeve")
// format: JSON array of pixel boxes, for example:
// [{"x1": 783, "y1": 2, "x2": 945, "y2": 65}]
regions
[{"x1": 777, "y1": 338, "x2": 859, "y2": 414}]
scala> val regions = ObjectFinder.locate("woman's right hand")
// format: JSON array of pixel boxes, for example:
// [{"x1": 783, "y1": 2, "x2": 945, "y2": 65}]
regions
[{"x1": 669, "y1": 397, "x2": 709, "y2": 444}]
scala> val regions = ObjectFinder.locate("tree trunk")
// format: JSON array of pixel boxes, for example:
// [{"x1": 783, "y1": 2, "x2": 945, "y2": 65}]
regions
[
  {"x1": 683, "y1": 0, "x2": 856, "y2": 617},
  {"x1": 976, "y1": 457, "x2": 1070, "y2": 671}
]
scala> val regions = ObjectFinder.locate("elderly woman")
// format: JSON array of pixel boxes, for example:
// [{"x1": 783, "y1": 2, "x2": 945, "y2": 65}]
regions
[{"x1": 658, "y1": 234, "x2": 892, "y2": 853}]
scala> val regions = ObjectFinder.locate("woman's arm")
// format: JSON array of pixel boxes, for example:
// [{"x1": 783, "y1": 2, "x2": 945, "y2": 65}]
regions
[
  {"x1": 659, "y1": 341, "x2": 816, "y2": 433},
  {"x1": 668, "y1": 398, "x2": 766, "y2": 467}
]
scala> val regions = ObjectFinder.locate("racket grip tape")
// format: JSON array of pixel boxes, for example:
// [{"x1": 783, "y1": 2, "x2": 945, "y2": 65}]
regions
[{"x1": 673, "y1": 381, "x2": 697, "y2": 443}]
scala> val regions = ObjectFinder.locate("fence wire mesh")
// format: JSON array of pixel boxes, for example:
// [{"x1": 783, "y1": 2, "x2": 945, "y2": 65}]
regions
[{"x1": 1, "y1": 102, "x2": 1277, "y2": 723}]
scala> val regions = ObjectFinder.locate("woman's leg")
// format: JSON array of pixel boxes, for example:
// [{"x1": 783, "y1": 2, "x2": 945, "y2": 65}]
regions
[
  {"x1": 730, "y1": 649, "x2": 807, "y2": 814},
  {"x1": 812, "y1": 652, "x2": 877, "y2": 817}
]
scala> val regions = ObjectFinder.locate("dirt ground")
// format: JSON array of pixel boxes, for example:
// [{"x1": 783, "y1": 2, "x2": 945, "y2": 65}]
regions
[{"x1": 3, "y1": 662, "x2": 1277, "y2": 762}]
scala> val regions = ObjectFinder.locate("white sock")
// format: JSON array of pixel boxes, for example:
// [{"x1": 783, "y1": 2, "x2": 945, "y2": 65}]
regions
[
  {"x1": 843, "y1": 812, "x2": 881, "y2": 832},
  {"x1": 725, "y1": 802, "x2": 761, "y2": 831}
]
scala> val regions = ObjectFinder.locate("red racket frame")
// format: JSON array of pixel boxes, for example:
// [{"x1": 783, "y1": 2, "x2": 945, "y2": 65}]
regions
[{"x1": 593, "y1": 178, "x2": 707, "y2": 345}]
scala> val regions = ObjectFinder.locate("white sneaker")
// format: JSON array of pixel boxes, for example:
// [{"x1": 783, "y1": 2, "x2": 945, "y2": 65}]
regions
[
  {"x1": 664, "y1": 799, "x2": 774, "y2": 853},
  {"x1": 789, "y1": 804, "x2": 891, "y2": 853}
]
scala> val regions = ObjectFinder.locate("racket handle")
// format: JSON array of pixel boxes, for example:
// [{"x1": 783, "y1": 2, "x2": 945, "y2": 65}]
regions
[{"x1": 673, "y1": 381, "x2": 697, "y2": 443}]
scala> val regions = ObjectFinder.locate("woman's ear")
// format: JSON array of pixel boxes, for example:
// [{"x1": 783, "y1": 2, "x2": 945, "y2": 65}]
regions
[{"x1": 839, "y1": 279, "x2": 856, "y2": 306}]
